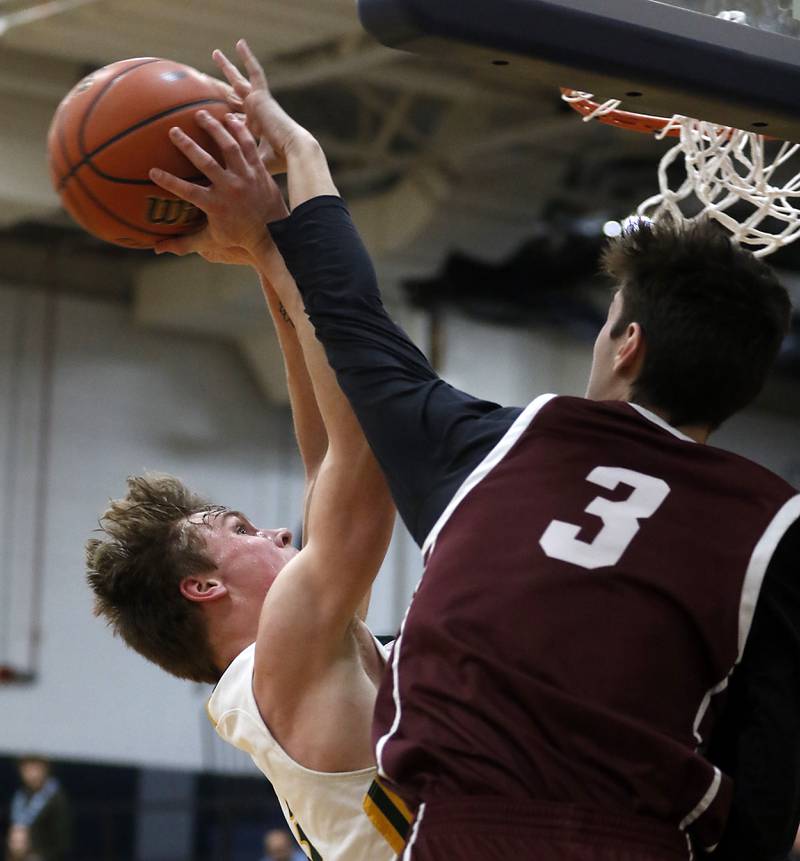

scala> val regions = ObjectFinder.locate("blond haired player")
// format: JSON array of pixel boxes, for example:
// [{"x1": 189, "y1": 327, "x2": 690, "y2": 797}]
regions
[{"x1": 87, "y1": 89, "x2": 411, "y2": 857}]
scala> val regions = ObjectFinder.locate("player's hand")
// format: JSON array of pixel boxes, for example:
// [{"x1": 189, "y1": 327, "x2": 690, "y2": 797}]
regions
[
  {"x1": 149, "y1": 110, "x2": 288, "y2": 257},
  {"x1": 204, "y1": 73, "x2": 244, "y2": 113},
  {"x1": 212, "y1": 39, "x2": 316, "y2": 175},
  {"x1": 152, "y1": 232, "x2": 253, "y2": 265}
]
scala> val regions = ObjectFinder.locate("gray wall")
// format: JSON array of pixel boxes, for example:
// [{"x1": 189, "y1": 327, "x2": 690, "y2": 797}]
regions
[{"x1": 0, "y1": 283, "x2": 416, "y2": 773}]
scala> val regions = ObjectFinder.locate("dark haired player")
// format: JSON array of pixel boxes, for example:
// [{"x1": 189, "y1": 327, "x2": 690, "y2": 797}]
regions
[{"x1": 154, "y1": 41, "x2": 800, "y2": 861}]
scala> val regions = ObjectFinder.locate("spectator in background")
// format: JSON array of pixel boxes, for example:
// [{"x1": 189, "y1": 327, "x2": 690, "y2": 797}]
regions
[
  {"x1": 6, "y1": 757, "x2": 70, "y2": 861},
  {"x1": 261, "y1": 828, "x2": 304, "y2": 861}
]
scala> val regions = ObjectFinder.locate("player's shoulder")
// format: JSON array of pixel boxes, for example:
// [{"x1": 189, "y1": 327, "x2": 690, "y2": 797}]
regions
[
  {"x1": 525, "y1": 393, "x2": 638, "y2": 430},
  {"x1": 704, "y1": 439, "x2": 798, "y2": 496},
  {"x1": 533, "y1": 394, "x2": 678, "y2": 430},
  {"x1": 523, "y1": 395, "x2": 680, "y2": 444},
  {"x1": 532, "y1": 395, "x2": 796, "y2": 494}
]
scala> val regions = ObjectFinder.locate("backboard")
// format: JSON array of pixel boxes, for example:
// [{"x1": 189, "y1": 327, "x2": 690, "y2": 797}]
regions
[{"x1": 358, "y1": 0, "x2": 800, "y2": 141}]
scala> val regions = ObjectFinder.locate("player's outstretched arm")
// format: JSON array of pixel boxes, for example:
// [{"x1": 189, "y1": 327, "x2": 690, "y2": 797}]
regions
[
  {"x1": 149, "y1": 131, "x2": 327, "y2": 490},
  {"x1": 261, "y1": 277, "x2": 328, "y2": 487},
  {"x1": 214, "y1": 42, "x2": 523, "y2": 547},
  {"x1": 149, "y1": 112, "x2": 395, "y2": 663}
]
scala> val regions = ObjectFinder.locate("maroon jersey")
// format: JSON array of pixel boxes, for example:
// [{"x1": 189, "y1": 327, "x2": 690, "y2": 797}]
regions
[
  {"x1": 274, "y1": 196, "x2": 800, "y2": 859},
  {"x1": 373, "y1": 394, "x2": 800, "y2": 850}
]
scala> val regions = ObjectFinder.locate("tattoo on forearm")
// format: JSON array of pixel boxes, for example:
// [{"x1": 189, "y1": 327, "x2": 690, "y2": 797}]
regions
[{"x1": 278, "y1": 302, "x2": 295, "y2": 328}]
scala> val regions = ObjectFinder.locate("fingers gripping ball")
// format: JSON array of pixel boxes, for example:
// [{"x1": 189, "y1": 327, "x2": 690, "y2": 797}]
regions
[{"x1": 47, "y1": 58, "x2": 230, "y2": 249}]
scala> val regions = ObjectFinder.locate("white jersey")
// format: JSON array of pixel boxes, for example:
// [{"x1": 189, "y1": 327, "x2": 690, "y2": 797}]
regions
[{"x1": 207, "y1": 642, "x2": 404, "y2": 861}]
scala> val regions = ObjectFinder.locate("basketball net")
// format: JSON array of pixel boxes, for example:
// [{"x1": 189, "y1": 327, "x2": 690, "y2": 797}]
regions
[{"x1": 562, "y1": 89, "x2": 800, "y2": 258}]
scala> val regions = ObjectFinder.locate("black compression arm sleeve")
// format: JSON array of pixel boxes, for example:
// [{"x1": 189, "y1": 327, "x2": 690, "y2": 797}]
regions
[{"x1": 269, "y1": 196, "x2": 521, "y2": 545}]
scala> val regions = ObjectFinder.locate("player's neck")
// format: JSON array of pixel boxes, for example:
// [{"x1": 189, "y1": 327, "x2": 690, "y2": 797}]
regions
[
  {"x1": 206, "y1": 609, "x2": 258, "y2": 675},
  {"x1": 633, "y1": 401, "x2": 711, "y2": 444},
  {"x1": 673, "y1": 423, "x2": 710, "y2": 444}
]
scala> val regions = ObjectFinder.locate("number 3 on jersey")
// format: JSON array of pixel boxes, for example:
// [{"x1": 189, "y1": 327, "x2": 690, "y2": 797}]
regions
[{"x1": 539, "y1": 467, "x2": 670, "y2": 570}]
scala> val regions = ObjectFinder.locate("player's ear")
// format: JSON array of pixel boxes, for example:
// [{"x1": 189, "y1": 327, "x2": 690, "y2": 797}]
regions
[
  {"x1": 613, "y1": 321, "x2": 645, "y2": 377},
  {"x1": 180, "y1": 575, "x2": 228, "y2": 603}
]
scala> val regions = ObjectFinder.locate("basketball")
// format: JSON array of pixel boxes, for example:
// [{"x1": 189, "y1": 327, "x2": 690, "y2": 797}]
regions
[{"x1": 47, "y1": 58, "x2": 231, "y2": 249}]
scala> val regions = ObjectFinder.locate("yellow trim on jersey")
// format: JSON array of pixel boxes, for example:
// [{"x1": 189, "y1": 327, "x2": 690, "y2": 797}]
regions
[{"x1": 363, "y1": 777, "x2": 413, "y2": 855}]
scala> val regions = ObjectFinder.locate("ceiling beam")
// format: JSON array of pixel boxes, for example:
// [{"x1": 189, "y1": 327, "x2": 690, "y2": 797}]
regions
[{"x1": 0, "y1": 0, "x2": 102, "y2": 36}]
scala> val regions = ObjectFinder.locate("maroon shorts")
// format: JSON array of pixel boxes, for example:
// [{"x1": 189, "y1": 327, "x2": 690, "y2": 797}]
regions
[{"x1": 400, "y1": 798, "x2": 690, "y2": 861}]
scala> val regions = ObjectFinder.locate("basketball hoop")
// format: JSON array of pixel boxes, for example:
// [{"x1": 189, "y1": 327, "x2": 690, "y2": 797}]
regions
[{"x1": 561, "y1": 87, "x2": 800, "y2": 257}]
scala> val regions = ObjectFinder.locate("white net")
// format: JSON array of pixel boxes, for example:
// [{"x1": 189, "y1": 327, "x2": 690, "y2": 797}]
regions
[
  {"x1": 562, "y1": 90, "x2": 800, "y2": 258},
  {"x1": 639, "y1": 117, "x2": 800, "y2": 257}
]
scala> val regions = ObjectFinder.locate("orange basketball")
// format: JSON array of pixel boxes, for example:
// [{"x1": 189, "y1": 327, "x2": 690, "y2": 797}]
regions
[{"x1": 47, "y1": 58, "x2": 230, "y2": 249}]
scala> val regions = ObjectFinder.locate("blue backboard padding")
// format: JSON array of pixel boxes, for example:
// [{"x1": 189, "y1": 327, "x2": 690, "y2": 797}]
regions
[{"x1": 358, "y1": 0, "x2": 800, "y2": 141}]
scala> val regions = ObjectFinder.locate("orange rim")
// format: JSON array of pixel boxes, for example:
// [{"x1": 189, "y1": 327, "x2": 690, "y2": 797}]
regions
[{"x1": 560, "y1": 87, "x2": 681, "y2": 137}]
